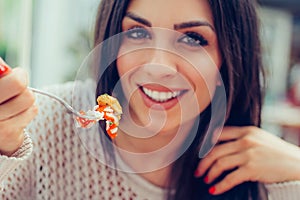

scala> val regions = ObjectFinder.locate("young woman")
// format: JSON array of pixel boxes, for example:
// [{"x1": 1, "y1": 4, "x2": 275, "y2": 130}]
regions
[{"x1": 0, "y1": 0, "x2": 300, "y2": 199}]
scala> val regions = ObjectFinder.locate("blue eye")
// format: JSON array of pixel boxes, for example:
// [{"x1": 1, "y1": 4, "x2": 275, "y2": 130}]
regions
[
  {"x1": 178, "y1": 32, "x2": 208, "y2": 47},
  {"x1": 125, "y1": 27, "x2": 151, "y2": 40}
]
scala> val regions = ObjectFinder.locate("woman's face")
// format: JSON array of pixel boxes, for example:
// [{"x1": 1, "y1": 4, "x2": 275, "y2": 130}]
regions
[{"x1": 116, "y1": 0, "x2": 222, "y2": 135}]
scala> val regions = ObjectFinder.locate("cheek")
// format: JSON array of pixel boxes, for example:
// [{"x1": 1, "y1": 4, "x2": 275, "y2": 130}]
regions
[
  {"x1": 180, "y1": 58, "x2": 220, "y2": 112},
  {"x1": 116, "y1": 54, "x2": 130, "y2": 77},
  {"x1": 117, "y1": 48, "x2": 145, "y2": 77},
  {"x1": 193, "y1": 75, "x2": 217, "y2": 113},
  {"x1": 116, "y1": 51, "x2": 144, "y2": 103}
]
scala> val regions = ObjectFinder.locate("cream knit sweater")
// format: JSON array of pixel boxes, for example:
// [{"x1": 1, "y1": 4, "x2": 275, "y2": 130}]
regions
[{"x1": 0, "y1": 82, "x2": 299, "y2": 200}]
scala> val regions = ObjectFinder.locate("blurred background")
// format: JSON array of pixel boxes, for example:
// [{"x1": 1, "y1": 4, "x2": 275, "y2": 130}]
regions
[{"x1": 0, "y1": 0, "x2": 299, "y2": 145}]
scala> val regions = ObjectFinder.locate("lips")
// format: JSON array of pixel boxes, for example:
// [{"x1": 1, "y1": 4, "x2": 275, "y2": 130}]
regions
[{"x1": 138, "y1": 84, "x2": 187, "y2": 110}]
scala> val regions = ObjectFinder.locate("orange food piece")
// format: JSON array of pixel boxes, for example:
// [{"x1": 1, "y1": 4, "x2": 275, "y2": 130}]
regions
[
  {"x1": 96, "y1": 105, "x2": 107, "y2": 112},
  {"x1": 103, "y1": 113, "x2": 115, "y2": 122},
  {"x1": 76, "y1": 111, "x2": 95, "y2": 128},
  {"x1": 107, "y1": 128, "x2": 117, "y2": 139}
]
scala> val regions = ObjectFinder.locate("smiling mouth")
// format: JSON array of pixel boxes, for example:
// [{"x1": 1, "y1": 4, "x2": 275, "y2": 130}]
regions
[{"x1": 140, "y1": 86, "x2": 187, "y2": 103}]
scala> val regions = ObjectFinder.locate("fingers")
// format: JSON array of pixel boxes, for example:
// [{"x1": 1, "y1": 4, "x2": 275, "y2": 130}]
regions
[
  {"x1": 0, "y1": 104, "x2": 38, "y2": 132},
  {"x1": 195, "y1": 126, "x2": 300, "y2": 195},
  {"x1": 0, "y1": 59, "x2": 36, "y2": 155},
  {"x1": 209, "y1": 167, "x2": 251, "y2": 195},
  {"x1": 194, "y1": 126, "x2": 261, "y2": 195},
  {"x1": 0, "y1": 104, "x2": 38, "y2": 155},
  {"x1": 200, "y1": 149, "x2": 256, "y2": 195},
  {"x1": 0, "y1": 68, "x2": 28, "y2": 103},
  {"x1": 195, "y1": 140, "x2": 244, "y2": 177},
  {"x1": 0, "y1": 89, "x2": 35, "y2": 120},
  {"x1": 204, "y1": 152, "x2": 247, "y2": 184},
  {"x1": 217, "y1": 126, "x2": 252, "y2": 142}
]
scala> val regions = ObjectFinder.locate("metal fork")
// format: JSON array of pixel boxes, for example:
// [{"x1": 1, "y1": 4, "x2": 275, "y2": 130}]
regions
[{"x1": 28, "y1": 87, "x2": 99, "y2": 120}]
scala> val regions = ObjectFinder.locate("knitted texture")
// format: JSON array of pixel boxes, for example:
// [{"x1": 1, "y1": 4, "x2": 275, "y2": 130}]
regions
[
  {"x1": 266, "y1": 181, "x2": 300, "y2": 200},
  {"x1": 0, "y1": 81, "x2": 300, "y2": 200},
  {"x1": 0, "y1": 82, "x2": 165, "y2": 200}
]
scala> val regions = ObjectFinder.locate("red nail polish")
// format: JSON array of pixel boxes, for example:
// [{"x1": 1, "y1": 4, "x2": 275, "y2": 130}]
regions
[
  {"x1": 0, "y1": 63, "x2": 11, "y2": 77},
  {"x1": 209, "y1": 186, "x2": 216, "y2": 195},
  {"x1": 204, "y1": 176, "x2": 209, "y2": 183},
  {"x1": 194, "y1": 170, "x2": 199, "y2": 177}
]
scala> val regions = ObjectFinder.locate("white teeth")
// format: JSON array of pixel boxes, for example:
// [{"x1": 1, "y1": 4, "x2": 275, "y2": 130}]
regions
[
  {"x1": 152, "y1": 91, "x2": 159, "y2": 100},
  {"x1": 142, "y1": 87, "x2": 182, "y2": 102},
  {"x1": 172, "y1": 91, "x2": 180, "y2": 98}
]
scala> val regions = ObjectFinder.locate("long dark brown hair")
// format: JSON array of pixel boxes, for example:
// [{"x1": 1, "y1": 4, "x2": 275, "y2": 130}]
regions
[{"x1": 94, "y1": 0, "x2": 265, "y2": 199}]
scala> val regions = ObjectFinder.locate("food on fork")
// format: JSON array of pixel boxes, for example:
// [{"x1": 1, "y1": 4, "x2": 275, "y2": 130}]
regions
[
  {"x1": 96, "y1": 94, "x2": 122, "y2": 120},
  {"x1": 76, "y1": 94, "x2": 122, "y2": 139}
]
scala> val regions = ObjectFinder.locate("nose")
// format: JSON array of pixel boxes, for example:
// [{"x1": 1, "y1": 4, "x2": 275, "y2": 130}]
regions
[{"x1": 143, "y1": 48, "x2": 178, "y2": 78}]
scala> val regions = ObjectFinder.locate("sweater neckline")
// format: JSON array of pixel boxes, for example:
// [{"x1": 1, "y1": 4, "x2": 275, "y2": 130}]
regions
[{"x1": 113, "y1": 147, "x2": 169, "y2": 197}]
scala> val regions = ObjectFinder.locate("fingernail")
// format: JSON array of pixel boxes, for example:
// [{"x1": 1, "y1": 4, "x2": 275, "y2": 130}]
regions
[
  {"x1": 204, "y1": 176, "x2": 209, "y2": 183},
  {"x1": 194, "y1": 170, "x2": 200, "y2": 177},
  {"x1": 209, "y1": 186, "x2": 216, "y2": 195},
  {"x1": 0, "y1": 63, "x2": 11, "y2": 77}
]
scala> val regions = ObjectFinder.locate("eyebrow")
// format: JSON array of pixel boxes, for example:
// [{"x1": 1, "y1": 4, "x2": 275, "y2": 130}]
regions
[
  {"x1": 174, "y1": 21, "x2": 215, "y2": 32},
  {"x1": 125, "y1": 12, "x2": 215, "y2": 32},
  {"x1": 125, "y1": 12, "x2": 152, "y2": 27}
]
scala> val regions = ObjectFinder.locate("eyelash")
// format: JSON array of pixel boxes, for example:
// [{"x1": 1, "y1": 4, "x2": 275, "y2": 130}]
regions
[
  {"x1": 178, "y1": 32, "x2": 209, "y2": 47},
  {"x1": 125, "y1": 26, "x2": 151, "y2": 40},
  {"x1": 125, "y1": 27, "x2": 209, "y2": 47}
]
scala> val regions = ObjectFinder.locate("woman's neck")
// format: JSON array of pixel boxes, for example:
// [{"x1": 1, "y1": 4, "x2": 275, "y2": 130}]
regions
[
  {"x1": 113, "y1": 120, "x2": 195, "y2": 186},
  {"x1": 114, "y1": 118, "x2": 195, "y2": 153}
]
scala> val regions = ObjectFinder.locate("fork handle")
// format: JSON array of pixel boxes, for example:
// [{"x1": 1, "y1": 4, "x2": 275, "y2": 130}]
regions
[{"x1": 28, "y1": 86, "x2": 77, "y2": 115}]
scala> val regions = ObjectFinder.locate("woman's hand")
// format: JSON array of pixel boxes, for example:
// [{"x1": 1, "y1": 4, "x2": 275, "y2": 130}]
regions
[
  {"x1": 0, "y1": 58, "x2": 38, "y2": 156},
  {"x1": 194, "y1": 126, "x2": 300, "y2": 195}
]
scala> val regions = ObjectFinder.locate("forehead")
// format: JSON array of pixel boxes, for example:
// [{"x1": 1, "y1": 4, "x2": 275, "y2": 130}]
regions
[{"x1": 126, "y1": 0, "x2": 214, "y2": 28}]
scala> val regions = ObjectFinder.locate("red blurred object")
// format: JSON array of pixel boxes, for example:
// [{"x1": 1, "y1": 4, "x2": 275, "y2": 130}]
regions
[
  {"x1": 0, "y1": 63, "x2": 11, "y2": 78},
  {"x1": 75, "y1": 111, "x2": 96, "y2": 128}
]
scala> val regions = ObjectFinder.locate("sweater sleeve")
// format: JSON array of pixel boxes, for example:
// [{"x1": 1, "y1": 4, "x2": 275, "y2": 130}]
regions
[
  {"x1": 0, "y1": 130, "x2": 33, "y2": 197},
  {"x1": 0, "y1": 130, "x2": 33, "y2": 183},
  {"x1": 265, "y1": 181, "x2": 300, "y2": 200}
]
